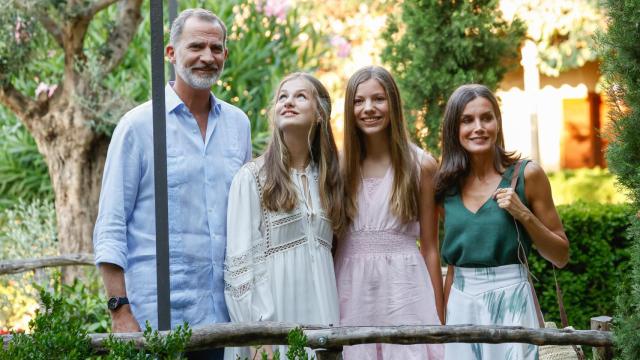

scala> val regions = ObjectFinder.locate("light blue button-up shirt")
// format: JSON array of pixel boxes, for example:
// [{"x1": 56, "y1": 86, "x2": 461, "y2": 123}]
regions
[{"x1": 93, "y1": 83, "x2": 251, "y2": 329}]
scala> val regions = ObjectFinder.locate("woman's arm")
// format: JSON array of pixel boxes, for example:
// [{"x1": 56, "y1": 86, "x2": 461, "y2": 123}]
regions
[
  {"x1": 418, "y1": 154, "x2": 445, "y2": 324},
  {"x1": 493, "y1": 162, "x2": 569, "y2": 268}
]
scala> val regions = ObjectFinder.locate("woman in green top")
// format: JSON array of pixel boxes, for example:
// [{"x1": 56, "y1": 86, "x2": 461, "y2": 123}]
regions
[{"x1": 435, "y1": 84, "x2": 569, "y2": 360}]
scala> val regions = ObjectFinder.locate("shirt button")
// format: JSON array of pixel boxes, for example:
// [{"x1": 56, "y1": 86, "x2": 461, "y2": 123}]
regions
[{"x1": 208, "y1": 209, "x2": 213, "y2": 213}]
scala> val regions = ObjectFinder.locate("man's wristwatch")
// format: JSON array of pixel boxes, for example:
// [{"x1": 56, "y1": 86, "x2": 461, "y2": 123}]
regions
[{"x1": 107, "y1": 296, "x2": 129, "y2": 311}]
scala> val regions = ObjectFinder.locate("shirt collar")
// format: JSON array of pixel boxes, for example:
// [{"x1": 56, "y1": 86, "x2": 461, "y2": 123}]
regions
[{"x1": 165, "y1": 81, "x2": 222, "y2": 116}]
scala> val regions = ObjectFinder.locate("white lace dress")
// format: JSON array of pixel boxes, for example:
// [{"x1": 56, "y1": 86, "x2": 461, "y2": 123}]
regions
[{"x1": 223, "y1": 159, "x2": 339, "y2": 359}]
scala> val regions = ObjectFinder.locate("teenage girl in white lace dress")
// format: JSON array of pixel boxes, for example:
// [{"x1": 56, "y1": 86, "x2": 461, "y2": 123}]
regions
[{"x1": 224, "y1": 73, "x2": 344, "y2": 359}]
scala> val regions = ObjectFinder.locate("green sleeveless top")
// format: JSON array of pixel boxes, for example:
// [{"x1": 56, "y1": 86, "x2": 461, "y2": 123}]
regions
[{"x1": 442, "y1": 160, "x2": 532, "y2": 267}]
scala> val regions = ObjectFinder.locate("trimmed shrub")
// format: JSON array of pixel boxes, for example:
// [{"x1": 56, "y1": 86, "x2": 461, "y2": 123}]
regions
[
  {"x1": 529, "y1": 201, "x2": 634, "y2": 330},
  {"x1": 547, "y1": 167, "x2": 630, "y2": 205}
]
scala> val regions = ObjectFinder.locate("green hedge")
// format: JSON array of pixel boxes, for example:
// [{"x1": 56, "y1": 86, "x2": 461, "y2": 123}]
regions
[
  {"x1": 529, "y1": 201, "x2": 634, "y2": 330},
  {"x1": 547, "y1": 168, "x2": 630, "y2": 205}
]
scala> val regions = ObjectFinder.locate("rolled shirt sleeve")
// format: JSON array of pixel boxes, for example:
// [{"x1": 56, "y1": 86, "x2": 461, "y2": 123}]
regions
[{"x1": 93, "y1": 117, "x2": 141, "y2": 271}]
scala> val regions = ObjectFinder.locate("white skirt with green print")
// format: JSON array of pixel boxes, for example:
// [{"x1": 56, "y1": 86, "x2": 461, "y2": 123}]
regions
[{"x1": 445, "y1": 264, "x2": 540, "y2": 360}]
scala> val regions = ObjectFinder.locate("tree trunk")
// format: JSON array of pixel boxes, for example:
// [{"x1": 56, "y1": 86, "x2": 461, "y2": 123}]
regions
[{"x1": 32, "y1": 102, "x2": 109, "y2": 282}]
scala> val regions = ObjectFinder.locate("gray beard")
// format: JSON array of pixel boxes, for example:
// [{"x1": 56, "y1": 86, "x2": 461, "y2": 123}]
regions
[{"x1": 175, "y1": 61, "x2": 221, "y2": 90}]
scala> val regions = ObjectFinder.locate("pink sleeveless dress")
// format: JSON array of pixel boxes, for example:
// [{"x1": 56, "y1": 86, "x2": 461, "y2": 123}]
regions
[{"x1": 334, "y1": 153, "x2": 444, "y2": 359}]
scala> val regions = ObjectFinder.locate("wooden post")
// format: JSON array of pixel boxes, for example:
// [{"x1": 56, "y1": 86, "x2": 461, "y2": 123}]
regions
[
  {"x1": 591, "y1": 316, "x2": 613, "y2": 360},
  {"x1": 316, "y1": 347, "x2": 343, "y2": 360}
]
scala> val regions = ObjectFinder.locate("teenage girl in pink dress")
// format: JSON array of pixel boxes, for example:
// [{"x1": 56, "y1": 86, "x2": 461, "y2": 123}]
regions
[{"x1": 334, "y1": 65, "x2": 444, "y2": 359}]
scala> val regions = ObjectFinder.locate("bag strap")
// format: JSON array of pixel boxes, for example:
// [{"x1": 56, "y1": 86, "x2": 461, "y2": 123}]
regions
[
  {"x1": 509, "y1": 160, "x2": 523, "y2": 190},
  {"x1": 510, "y1": 160, "x2": 585, "y2": 360},
  {"x1": 509, "y1": 160, "x2": 545, "y2": 328}
]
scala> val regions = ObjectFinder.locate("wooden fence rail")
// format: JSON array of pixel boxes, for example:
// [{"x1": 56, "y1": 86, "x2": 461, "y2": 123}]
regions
[
  {"x1": 0, "y1": 254, "x2": 94, "y2": 275},
  {"x1": 2, "y1": 323, "x2": 613, "y2": 352},
  {"x1": 1, "y1": 256, "x2": 615, "y2": 358}
]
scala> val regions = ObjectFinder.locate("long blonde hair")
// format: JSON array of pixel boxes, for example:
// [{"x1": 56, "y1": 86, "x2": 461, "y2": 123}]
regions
[
  {"x1": 261, "y1": 73, "x2": 345, "y2": 233},
  {"x1": 343, "y1": 66, "x2": 419, "y2": 225}
]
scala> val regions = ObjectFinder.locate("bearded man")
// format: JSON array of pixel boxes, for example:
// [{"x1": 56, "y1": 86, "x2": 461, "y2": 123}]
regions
[{"x1": 93, "y1": 8, "x2": 251, "y2": 358}]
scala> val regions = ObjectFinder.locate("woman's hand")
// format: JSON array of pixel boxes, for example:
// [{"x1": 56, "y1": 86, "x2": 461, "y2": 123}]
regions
[
  {"x1": 494, "y1": 162, "x2": 570, "y2": 268},
  {"x1": 493, "y1": 187, "x2": 530, "y2": 221}
]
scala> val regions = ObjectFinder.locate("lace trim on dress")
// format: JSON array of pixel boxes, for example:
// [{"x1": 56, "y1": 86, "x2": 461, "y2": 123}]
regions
[
  {"x1": 224, "y1": 272, "x2": 268, "y2": 299},
  {"x1": 248, "y1": 162, "x2": 272, "y2": 246},
  {"x1": 265, "y1": 237, "x2": 307, "y2": 257},
  {"x1": 225, "y1": 241, "x2": 267, "y2": 272},
  {"x1": 225, "y1": 161, "x2": 328, "y2": 299},
  {"x1": 271, "y1": 212, "x2": 303, "y2": 227},
  {"x1": 249, "y1": 162, "x2": 313, "y2": 256},
  {"x1": 317, "y1": 237, "x2": 332, "y2": 251}
]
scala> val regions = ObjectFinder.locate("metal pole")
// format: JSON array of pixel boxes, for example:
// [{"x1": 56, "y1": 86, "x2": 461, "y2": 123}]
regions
[
  {"x1": 150, "y1": 0, "x2": 171, "y2": 331},
  {"x1": 168, "y1": 0, "x2": 178, "y2": 81}
]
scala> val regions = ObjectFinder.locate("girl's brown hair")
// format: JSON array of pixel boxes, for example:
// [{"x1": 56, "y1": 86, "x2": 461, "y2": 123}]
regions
[
  {"x1": 434, "y1": 84, "x2": 519, "y2": 202},
  {"x1": 261, "y1": 73, "x2": 345, "y2": 233},
  {"x1": 343, "y1": 66, "x2": 419, "y2": 225}
]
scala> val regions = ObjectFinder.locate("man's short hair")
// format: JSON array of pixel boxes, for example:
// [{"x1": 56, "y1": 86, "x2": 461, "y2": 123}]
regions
[{"x1": 170, "y1": 8, "x2": 227, "y2": 47}]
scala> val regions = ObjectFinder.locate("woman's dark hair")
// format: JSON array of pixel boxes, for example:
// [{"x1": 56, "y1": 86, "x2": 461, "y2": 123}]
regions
[{"x1": 434, "y1": 84, "x2": 519, "y2": 202}]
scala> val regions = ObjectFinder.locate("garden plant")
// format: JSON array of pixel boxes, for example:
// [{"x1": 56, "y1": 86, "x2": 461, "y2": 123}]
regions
[
  {"x1": 382, "y1": 0, "x2": 525, "y2": 151},
  {"x1": 597, "y1": 0, "x2": 640, "y2": 358}
]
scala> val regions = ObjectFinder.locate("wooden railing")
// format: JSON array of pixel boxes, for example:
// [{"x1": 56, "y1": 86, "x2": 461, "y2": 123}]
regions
[
  {"x1": 0, "y1": 255, "x2": 615, "y2": 359},
  {"x1": 0, "y1": 254, "x2": 94, "y2": 275},
  {"x1": 1, "y1": 322, "x2": 614, "y2": 359}
]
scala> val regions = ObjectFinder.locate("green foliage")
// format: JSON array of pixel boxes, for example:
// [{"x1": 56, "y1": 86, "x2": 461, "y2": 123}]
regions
[
  {"x1": 285, "y1": 328, "x2": 312, "y2": 360},
  {"x1": 382, "y1": 0, "x2": 526, "y2": 152},
  {"x1": 0, "y1": 199, "x2": 57, "y2": 330},
  {"x1": 58, "y1": 277, "x2": 110, "y2": 334},
  {"x1": 0, "y1": 0, "x2": 63, "y2": 93},
  {"x1": 0, "y1": 111, "x2": 52, "y2": 209},
  {"x1": 0, "y1": 199, "x2": 57, "y2": 260},
  {"x1": 547, "y1": 167, "x2": 630, "y2": 205},
  {"x1": 1, "y1": 270, "x2": 109, "y2": 335},
  {"x1": 1, "y1": 285, "x2": 191, "y2": 359},
  {"x1": 614, "y1": 222, "x2": 640, "y2": 358},
  {"x1": 1, "y1": 281, "x2": 314, "y2": 359},
  {"x1": 597, "y1": 0, "x2": 640, "y2": 357},
  {"x1": 1, "y1": 289, "x2": 93, "y2": 360},
  {"x1": 506, "y1": 0, "x2": 605, "y2": 77},
  {"x1": 250, "y1": 328, "x2": 312, "y2": 360},
  {"x1": 102, "y1": 322, "x2": 192, "y2": 360},
  {"x1": 528, "y1": 202, "x2": 634, "y2": 330},
  {"x1": 0, "y1": 6, "x2": 47, "y2": 85}
]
